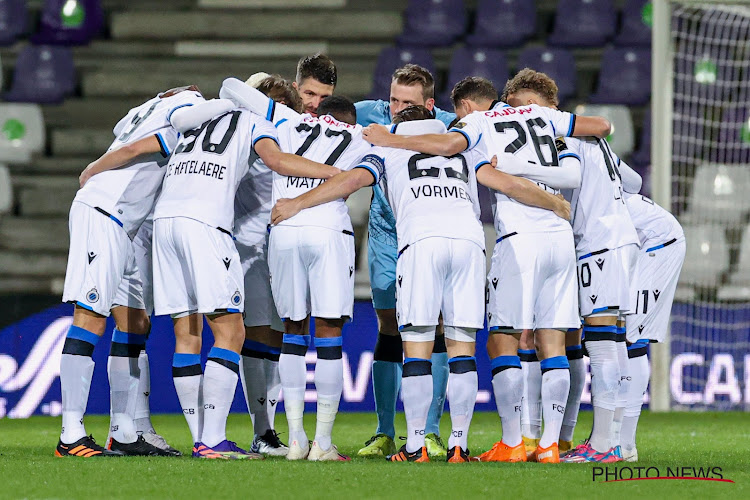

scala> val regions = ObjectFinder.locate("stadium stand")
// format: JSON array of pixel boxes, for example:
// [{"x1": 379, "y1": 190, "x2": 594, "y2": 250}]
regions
[
  {"x1": 397, "y1": 0, "x2": 466, "y2": 48},
  {"x1": 614, "y1": 0, "x2": 652, "y2": 47},
  {"x1": 465, "y1": 0, "x2": 536, "y2": 49},
  {"x1": 590, "y1": 47, "x2": 651, "y2": 105},
  {"x1": 574, "y1": 103, "x2": 635, "y2": 158},
  {"x1": 0, "y1": 0, "x2": 684, "y2": 295},
  {"x1": 0, "y1": 0, "x2": 28, "y2": 47},
  {"x1": 438, "y1": 47, "x2": 508, "y2": 108},
  {"x1": 681, "y1": 223, "x2": 730, "y2": 288},
  {"x1": 368, "y1": 46, "x2": 435, "y2": 100},
  {"x1": 31, "y1": 0, "x2": 104, "y2": 46},
  {"x1": 3, "y1": 45, "x2": 76, "y2": 103},
  {"x1": 683, "y1": 164, "x2": 750, "y2": 226}
]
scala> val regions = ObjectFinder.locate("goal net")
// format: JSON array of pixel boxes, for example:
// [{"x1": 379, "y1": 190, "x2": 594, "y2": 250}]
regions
[{"x1": 654, "y1": 1, "x2": 750, "y2": 410}]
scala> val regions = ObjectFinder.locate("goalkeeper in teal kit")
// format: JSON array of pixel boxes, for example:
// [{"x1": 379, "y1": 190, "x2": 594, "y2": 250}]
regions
[{"x1": 354, "y1": 64, "x2": 456, "y2": 458}]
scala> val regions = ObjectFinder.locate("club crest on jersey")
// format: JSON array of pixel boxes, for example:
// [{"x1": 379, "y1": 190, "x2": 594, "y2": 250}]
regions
[
  {"x1": 87, "y1": 251, "x2": 97, "y2": 264},
  {"x1": 590, "y1": 295, "x2": 598, "y2": 304},
  {"x1": 86, "y1": 288, "x2": 100, "y2": 303},
  {"x1": 595, "y1": 258, "x2": 605, "y2": 270},
  {"x1": 223, "y1": 257, "x2": 231, "y2": 270},
  {"x1": 231, "y1": 291, "x2": 242, "y2": 306}
]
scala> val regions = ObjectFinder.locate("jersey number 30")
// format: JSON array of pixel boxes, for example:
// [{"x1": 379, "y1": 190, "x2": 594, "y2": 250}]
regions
[{"x1": 173, "y1": 111, "x2": 241, "y2": 156}]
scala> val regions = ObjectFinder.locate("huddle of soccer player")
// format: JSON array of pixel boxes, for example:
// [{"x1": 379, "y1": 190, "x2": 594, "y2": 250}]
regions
[{"x1": 56, "y1": 52, "x2": 684, "y2": 463}]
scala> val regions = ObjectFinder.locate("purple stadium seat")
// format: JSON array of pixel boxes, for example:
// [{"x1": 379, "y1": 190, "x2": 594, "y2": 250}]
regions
[
  {"x1": 466, "y1": 0, "x2": 536, "y2": 49},
  {"x1": 368, "y1": 47, "x2": 435, "y2": 101},
  {"x1": 631, "y1": 162, "x2": 650, "y2": 197},
  {"x1": 590, "y1": 48, "x2": 651, "y2": 105},
  {"x1": 478, "y1": 183, "x2": 493, "y2": 224},
  {"x1": 630, "y1": 108, "x2": 651, "y2": 166},
  {"x1": 397, "y1": 0, "x2": 466, "y2": 48},
  {"x1": 439, "y1": 47, "x2": 509, "y2": 107},
  {"x1": 3, "y1": 45, "x2": 76, "y2": 103},
  {"x1": 31, "y1": 0, "x2": 104, "y2": 46},
  {"x1": 713, "y1": 106, "x2": 750, "y2": 164},
  {"x1": 516, "y1": 47, "x2": 577, "y2": 104},
  {"x1": 0, "y1": 0, "x2": 28, "y2": 46},
  {"x1": 547, "y1": 0, "x2": 616, "y2": 48},
  {"x1": 615, "y1": 0, "x2": 652, "y2": 47}
]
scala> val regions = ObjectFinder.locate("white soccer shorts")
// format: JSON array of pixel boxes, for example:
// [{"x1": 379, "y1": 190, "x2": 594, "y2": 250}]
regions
[
  {"x1": 487, "y1": 230, "x2": 580, "y2": 331},
  {"x1": 396, "y1": 237, "x2": 485, "y2": 330},
  {"x1": 114, "y1": 218, "x2": 152, "y2": 315},
  {"x1": 268, "y1": 225, "x2": 354, "y2": 322},
  {"x1": 577, "y1": 243, "x2": 639, "y2": 318},
  {"x1": 62, "y1": 201, "x2": 139, "y2": 317},
  {"x1": 237, "y1": 233, "x2": 283, "y2": 331},
  {"x1": 626, "y1": 238, "x2": 686, "y2": 343},
  {"x1": 152, "y1": 217, "x2": 244, "y2": 317}
]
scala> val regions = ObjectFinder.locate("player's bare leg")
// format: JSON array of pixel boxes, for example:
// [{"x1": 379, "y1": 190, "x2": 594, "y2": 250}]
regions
[
  {"x1": 361, "y1": 308, "x2": 401, "y2": 457},
  {"x1": 307, "y1": 317, "x2": 349, "y2": 461},
  {"x1": 519, "y1": 329, "x2": 542, "y2": 456},
  {"x1": 280, "y1": 317, "x2": 311, "y2": 459},
  {"x1": 532, "y1": 328, "x2": 570, "y2": 463},
  {"x1": 560, "y1": 328, "x2": 585, "y2": 453},
  {"x1": 479, "y1": 331, "x2": 526, "y2": 462},
  {"x1": 444, "y1": 330, "x2": 478, "y2": 463}
]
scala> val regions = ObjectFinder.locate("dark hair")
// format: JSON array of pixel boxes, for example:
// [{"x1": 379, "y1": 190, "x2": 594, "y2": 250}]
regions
[
  {"x1": 501, "y1": 68, "x2": 560, "y2": 107},
  {"x1": 392, "y1": 105, "x2": 433, "y2": 124},
  {"x1": 317, "y1": 95, "x2": 357, "y2": 125},
  {"x1": 392, "y1": 64, "x2": 435, "y2": 100},
  {"x1": 450, "y1": 77, "x2": 498, "y2": 109},
  {"x1": 256, "y1": 75, "x2": 304, "y2": 113},
  {"x1": 296, "y1": 53, "x2": 337, "y2": 87}
]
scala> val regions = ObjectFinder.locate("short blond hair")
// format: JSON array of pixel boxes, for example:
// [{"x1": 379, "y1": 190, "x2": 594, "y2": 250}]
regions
[{"x1": 501, "y1": 68, "x2": 560, "y2": 107}]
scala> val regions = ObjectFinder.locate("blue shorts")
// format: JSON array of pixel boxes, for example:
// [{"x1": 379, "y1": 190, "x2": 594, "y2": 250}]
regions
[{"x1": 368, "y1": 234, "x2": 397, "y2": 310}]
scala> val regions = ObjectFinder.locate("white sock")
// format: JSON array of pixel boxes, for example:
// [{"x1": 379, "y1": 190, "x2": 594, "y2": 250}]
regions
[
  {"x1": 313, "y1": 337, "x2": 343, "y2": 451},
  {"x1": 200, "y1": 350, "x2": 241, "y2": 448},
  {"x1": 490, "y1": 356, "x2": 523, "y2": 447},
  {"x1": 520, "y1": 350, "x2": 542, "y2": 439},
  {"x1": 314, "y1": 358, "x2": 343, "y2": 451},
  {"x1": 60, "y1": 325, "x2": 100, "y2": 444},
  {"x1": 172, "y1": 353, "x2": 203, "y2": 445},
  {"x1": 611, "y1": 339, "x2": 630, "y2": 448},
  {"x1": 401, "y1": 359, "x2": 433, "y2": 453},
  {"x1": 538, "y1": 357, "x2": 570, "y2": 449},
  {"x1": 240, "y1": 344, "x2": 270, "y2": 436},
  {"x1": 561, "y1": 345, "x2": 586, "y2": 442},
  {"x1": 264, "y1": 354, "x2": 281, "y2": 430},
  {"x1": 585, "y1": 335, "x2": 619, "y2": 452},
  {"x1": 622, "y1": 347, "x2": 650, "y2": 451},
  {"x1": 134, "y1": 350, "x2": 155, "y2": 434},
  {"x1": 447, "y1": 357, "x2": 478, "y2": 451},
  {"x1": 107, "y1": 355, "x2": 140, "y2": 444},
  {"x1": 279, "y1": 335, "x2": 310, "y2": 446}
]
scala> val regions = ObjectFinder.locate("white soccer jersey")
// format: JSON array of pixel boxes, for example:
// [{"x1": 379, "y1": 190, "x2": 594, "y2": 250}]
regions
[
  {"x1": 154, "y1": 108, "x2": 278, "y2": 231},
  {"x1": 356, "y1": 146, "x2": 486, "y2": 251},
  {"x1": 565, "y1": 137, "x2": 639, "y2": 254},
  {"x1": 73, "y1": 90, "x2": 204, "y2": 238},
  {"x1": 234, "y1": 153, "x2": 273, "y2": 244},
  {"x1": 273, "y1": 114, "x2": 371, "y2": 232},
  {"x1": 450, "y1": 102, "x2": 577, "y2": 237},
  {"x1": 625, "y1": 193, "x2": 685, "y2": 250}
]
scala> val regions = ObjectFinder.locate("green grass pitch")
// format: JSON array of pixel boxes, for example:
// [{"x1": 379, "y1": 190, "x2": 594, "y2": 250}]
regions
[{"x1": 1, "y1": 411, "x2": 747, "y2": 499}]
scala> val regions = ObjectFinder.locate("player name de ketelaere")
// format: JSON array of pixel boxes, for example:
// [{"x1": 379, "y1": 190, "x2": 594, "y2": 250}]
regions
[{"x1": 165, "y1": 159, "x2": 227, "y2": 180}]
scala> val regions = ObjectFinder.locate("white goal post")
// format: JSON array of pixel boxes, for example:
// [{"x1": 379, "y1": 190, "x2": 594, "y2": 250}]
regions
[{"x1": 651, "y1": 0, "x2": 750, "y2": 412}]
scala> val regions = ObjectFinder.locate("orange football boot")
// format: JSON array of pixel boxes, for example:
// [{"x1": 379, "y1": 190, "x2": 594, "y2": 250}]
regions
[{"x1": 477, "y1": 441, "x2": 527, "y2": 462}]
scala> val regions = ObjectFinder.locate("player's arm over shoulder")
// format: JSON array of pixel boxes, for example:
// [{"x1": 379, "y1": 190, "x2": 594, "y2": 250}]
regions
[
  {"x1": 79, "y1": 135, "x2": 163, "y2": 187},
  {"x1": 538, "y1": 106, "x2": 611, "y2": 138},
  {"x1": 475, "y1": 159, "x2": 571, "y2": 220},
  {"x1": 253, "y1": 122, "x2": 339, "y2": 180}
]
